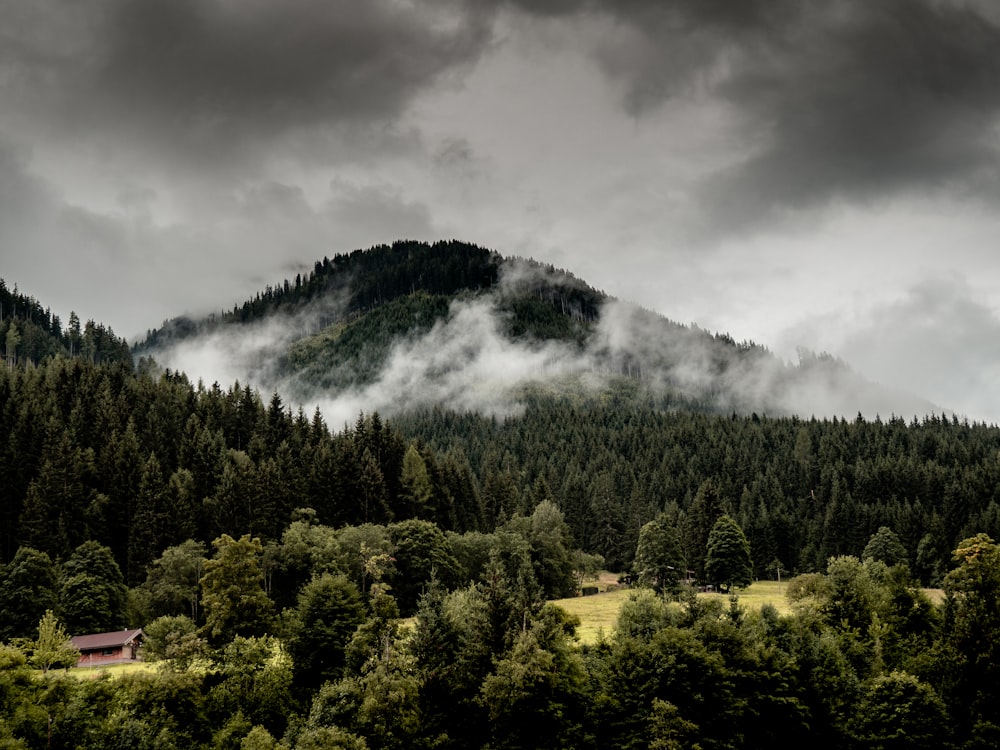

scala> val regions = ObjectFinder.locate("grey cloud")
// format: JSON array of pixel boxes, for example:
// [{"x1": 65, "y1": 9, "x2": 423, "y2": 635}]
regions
[
  {"x1": 700, "y1": 1, "x2": 1000, "y2": 231},
  {"x1": 508, "y1": 0, "x2": 1000, "y2": 230},
  {"x1": 325, "y1": 181, "x2": 437, "y2": 247},
  {"x1": 837, "y1": 277, "x2": 1000, "y2": 423},
  {"x1": 1, "y1": 0, "x2": 497, "y2": 168}
]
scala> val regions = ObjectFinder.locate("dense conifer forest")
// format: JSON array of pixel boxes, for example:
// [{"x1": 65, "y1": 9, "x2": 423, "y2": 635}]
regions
[{"x1": 3, "y1": 243, "x2": 1000, "y2": 748}]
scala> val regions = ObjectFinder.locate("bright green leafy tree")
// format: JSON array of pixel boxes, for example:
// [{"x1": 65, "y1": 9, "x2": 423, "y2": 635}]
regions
[{"x1": 31, "y1": 610, "x2": 79, "y2": 673}]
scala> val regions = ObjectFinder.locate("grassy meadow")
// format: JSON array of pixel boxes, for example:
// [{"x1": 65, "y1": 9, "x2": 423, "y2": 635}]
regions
[{"x1": 552, "y1": 578, "x2": 795, "y2": 645}]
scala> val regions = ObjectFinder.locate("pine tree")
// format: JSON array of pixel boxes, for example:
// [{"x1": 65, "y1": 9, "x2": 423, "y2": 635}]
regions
[{"x1": 704, "y1": 515, "x2": 753, "y2": 592}]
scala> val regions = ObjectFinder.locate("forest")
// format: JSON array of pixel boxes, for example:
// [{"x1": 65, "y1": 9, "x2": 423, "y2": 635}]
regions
[{"x1": 2, "y1": 244, "x2": 1000, "y2": 748}]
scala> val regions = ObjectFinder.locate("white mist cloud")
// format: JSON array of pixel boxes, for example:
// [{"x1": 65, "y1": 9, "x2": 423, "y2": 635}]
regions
[
  {"x1": 313, "y1": 297, "x2": 586, "y2": 427},
  {"x1": 144, "y1": 256, "x2": 948, "y2": 430}
]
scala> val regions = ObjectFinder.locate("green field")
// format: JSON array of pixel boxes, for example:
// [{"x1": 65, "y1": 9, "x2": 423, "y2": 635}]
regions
[
  {"x1": 68, "y1": 661, "x2": 153, "y2": 679},
  {"x1": 552, "y1": 580, "x2": 948, "y2": 645},
  {"x1": 552, "y1": 580, "x2": 794, "y2": 645}
]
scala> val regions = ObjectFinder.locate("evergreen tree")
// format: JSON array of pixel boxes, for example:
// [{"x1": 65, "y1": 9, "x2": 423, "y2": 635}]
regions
[
  {"x1": 683, "y1": 479, "x2": 726, "y2": 580},
  {"x1": 634, "y1": 514, "x2": 686, "y2": 593},
  {"x1": 704, "y1": 515, "x2": 753, "y2": 592}
]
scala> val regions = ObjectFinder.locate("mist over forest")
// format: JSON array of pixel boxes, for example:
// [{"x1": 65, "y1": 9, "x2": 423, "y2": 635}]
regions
[
  {"x1": 137, "y1": 241, "x2": 942, "y2": 428},
  {"x1": 2, "y1": 241, "x2": 999, "y2": 750}
]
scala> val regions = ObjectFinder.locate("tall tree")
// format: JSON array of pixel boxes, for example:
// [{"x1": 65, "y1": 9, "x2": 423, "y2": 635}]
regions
[
  {"x1": 704, "y1": 515, "x2": 753, "y2": 593},
  {"x1": 0, "y1": 547, "x2": 59, "y2": 641},
  {"x1": 683, "y1": 479, "x2": 726, "y2": 580},
  {"x1": 288, "y1": 573, "x2": 366, "y2": 688},
  {"x1": 59, "y1": 540, "x2": 127, "y2": 634},
  {"x1": 139, "y1": 539, "x2": 208, "y2": 623},
  {"x1": 200, "y1": 534, "x2": 274, "y2": 643},
  {"x1": 634, "y1": 514, "x2": 686, "y2": 594}
]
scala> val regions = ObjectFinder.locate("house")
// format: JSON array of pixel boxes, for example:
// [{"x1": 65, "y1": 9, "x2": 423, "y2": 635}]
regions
[{"x1": 70, "y1": 629, "x2": 144, "y2": 667}]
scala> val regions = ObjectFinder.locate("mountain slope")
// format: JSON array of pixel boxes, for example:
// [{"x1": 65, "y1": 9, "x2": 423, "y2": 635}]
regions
[
  {"x1": 0, "y1": 279, "x2": 131, "y2": 366},
  {"x1": 136, "y1": 240, "x2": 941, "y2": 421}
]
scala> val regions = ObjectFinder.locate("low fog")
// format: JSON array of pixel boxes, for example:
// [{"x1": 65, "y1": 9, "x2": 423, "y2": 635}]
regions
[{"x1": 147, "y1": 261, "x2": 942, "y2": 429}]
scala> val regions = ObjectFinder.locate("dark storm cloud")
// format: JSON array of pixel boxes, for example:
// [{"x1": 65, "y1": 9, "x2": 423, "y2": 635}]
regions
[
  {"x1": 700, "y1": 0, "x2": 1000, "y2": 230},
  {"x1": 508, "y1": 0, "x2": 1000, "y2": 231},
  {"x1": 0, "y1": 0, "x2": 496, "y2": 167}
]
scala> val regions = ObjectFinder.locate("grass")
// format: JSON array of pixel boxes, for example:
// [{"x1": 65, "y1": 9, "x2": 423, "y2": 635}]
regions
[
  {"x1": 69, "y1": 660, "x2": 153, "y2": 680},
  {"x1": 554, "y1": 578, "x2": 947, "y2": 645},
  {"x1": 552, "y1": 579, "x2": 795, "y2": 645},
  {"x1": 551, "y1": 587, "x2": 633, "y2": 644}
]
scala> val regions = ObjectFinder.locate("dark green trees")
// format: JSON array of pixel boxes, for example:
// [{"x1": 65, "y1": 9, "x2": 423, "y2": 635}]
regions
[
  {"x1": 0, "y1": 547, "x2": 58, "y2": 641},
  {"x1": 288, "y1": 573, "x2": 366, "y2": 688},
  {"x1": 939, "y1": 534, "x2": 1000, "y2": 740},
  {"x1": 634, "y1": 514, "x2": 686, "y2": 593},
  {"x1": 59, "y1": 541, "x2": 127, "y2": 634},
  {"x1": 200, "y1": 535, "x2": 274, "y2": 643},
  {"x1": 862, "y1": 526, "x2": 908, "y2": 567},
  {"x1": 704, "y1": 515, "x2": 753, "y2": 593}
]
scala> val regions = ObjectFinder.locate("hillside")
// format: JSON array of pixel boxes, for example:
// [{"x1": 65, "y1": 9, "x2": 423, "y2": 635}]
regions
[
  {"x1": 3, "y1": 247, "x2": 1000, "y2": 750},
  {"x1": 0, "y1": 279, "x2": 131, "y2": 367},
  {"x1": 136, "y1": 240, "x2": 940, "y2": 421}
]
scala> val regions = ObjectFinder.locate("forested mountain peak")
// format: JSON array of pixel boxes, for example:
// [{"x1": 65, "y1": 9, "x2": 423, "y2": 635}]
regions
[{"x1": 136, "y1": 239, "x2": 941, "y2": 423}]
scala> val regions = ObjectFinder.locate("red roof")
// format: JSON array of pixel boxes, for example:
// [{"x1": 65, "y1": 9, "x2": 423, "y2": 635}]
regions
[{"x1": 70, "y1": 629, "x2": 144, "y2": 650}]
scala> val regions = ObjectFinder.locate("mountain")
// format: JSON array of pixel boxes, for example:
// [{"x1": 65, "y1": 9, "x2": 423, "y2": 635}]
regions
[
  {"x1": 1, "y1": 242, "x2": 998, "y2": 597},
  {"x1": 136, "y1": 239, "x2": 941, "y2": 422}
]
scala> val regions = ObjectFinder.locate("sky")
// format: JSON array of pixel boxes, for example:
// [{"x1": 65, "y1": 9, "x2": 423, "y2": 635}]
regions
[{"x1": 2, "y1": 0, "x2": 1000, "y2": 423}]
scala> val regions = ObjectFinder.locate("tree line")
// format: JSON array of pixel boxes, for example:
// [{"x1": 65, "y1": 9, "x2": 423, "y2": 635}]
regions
[
  {"x1": 3, "y1": 525, "x2": 1000, "y2": 749},
  {"x1": 4, "y1": 353, "x2": 1000, "y2": 589}
]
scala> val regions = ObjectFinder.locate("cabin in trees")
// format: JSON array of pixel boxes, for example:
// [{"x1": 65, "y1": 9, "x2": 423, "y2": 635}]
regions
[{"x1": 70, "y1": 629, "x2": 144, "y2": 667}]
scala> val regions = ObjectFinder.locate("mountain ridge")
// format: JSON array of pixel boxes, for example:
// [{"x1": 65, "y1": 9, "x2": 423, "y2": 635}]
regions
[{"x1": 133, "y1": 239, "x2": 941, "y2": 422}]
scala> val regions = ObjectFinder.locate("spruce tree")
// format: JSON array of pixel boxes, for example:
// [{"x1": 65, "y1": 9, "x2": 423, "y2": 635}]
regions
[{"x1": 704, "y1": 515, "x2": 753, "y2": 592}]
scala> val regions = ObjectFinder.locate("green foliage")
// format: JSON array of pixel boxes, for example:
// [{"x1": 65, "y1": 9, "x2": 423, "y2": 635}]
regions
[
  {"x1": 59, "y1": 541, "x2": 128, "y2": 634},
  {"x1": 386, "y1": 519, "x2": 460, "y2": 616},
  {"x1": 615, "y1": 588, "x2": 676, "y2": 642},
  {"x1": 862, "y1": 526, "x2": 908, "y2": 567},
  {"x1": 142, "y1": 615, "x2": 207, "y2": 667},
  {"x1": 137, "y1": 539, "x2": 207, "y2": 624},
  {"x1": 939, "y1": 534, "x2": 1000, "y2": 735},
  {"x1": 634, "y1": 514, "x2": 686, "y2": 593},
  {"x1": 200, "y1": 535, "x2": 275, "y2": 644},
  {"x1": 705, "y1": 515, "x2": 753, "y2": 593},
  {"x1": 207, "y1": 636, "x2": 295, "y2": 737},
  {"x1": 0, "y1": 547, "x2": 58, "y2": 642},
  {"x1": 851, "y1": 671, "x2": 949, "y2": 750},
  {"x1": 29, "y1": 610, "x2": 79, "y2": 673},
  {"x1": 478, "y1": 605, "x2": 590, "y2": 750},
  {"x1": 288, "y1": 574, "x2": 366, "y2": 688}
]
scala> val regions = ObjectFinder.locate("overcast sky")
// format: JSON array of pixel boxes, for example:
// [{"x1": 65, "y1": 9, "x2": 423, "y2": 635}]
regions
[{"x1": 2, "y1": 0, "x2": 1000, "y2": 422}]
